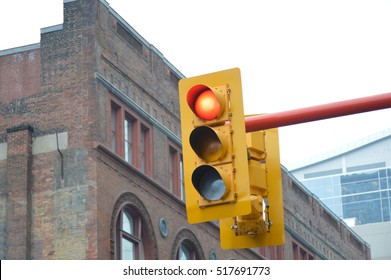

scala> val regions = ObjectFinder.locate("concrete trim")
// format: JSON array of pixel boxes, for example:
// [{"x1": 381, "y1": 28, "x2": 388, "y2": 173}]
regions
[
  {"x1": 0, "y1": 132, "x2": 68, "y2": 158},
  {"x1": 32, "y1": 132, "x2": 68, "y2": 155},
  {"x1": 0, "y1": 43, "x2": 40, "y2": 56},
  {"x1": 0, "y1": 143, "x2": 7, "y2": 160},
  {"x1": 41, "y1": 24, "x2": 64, "y2": 35}
]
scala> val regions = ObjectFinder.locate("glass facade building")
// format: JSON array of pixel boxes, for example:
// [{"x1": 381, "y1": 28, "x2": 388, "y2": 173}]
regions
[
  {"x1": 302, "y1": 167, "x2": 391, "y2": 225},
  {"x1": 291, "y1": 129, "x2": 391, "y2": 227}
]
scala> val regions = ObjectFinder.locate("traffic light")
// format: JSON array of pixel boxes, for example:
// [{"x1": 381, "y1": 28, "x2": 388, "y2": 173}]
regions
[
  {"x1": 179, "y1": 68, "x2": 251, "y2": 224},
  {"x1": 220, "y1": 129, "x2": 285, "y2": 249}
]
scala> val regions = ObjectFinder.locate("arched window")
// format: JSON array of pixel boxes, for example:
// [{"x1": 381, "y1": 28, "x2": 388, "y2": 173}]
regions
[
  {"x1": 116, "y1": 208, "x2": 144, "y2": 259},
  {"x1": 111, "y1": 193, "x2": 158, "y2": 260},
  {"x1": 177, "y1": 242, "x2": 196, "y2": 260},
  {"x1": 172, "y1": 228, "x2": 205, "y2": 260},
  {"x1": 116, "y1": 208, "x2": 145, "y2": 260}
]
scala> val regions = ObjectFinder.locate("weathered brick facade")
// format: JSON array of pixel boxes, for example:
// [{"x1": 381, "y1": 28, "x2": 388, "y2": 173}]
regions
[{"x1": 0, "y1": 0, "x2": 370, "y2": 260}]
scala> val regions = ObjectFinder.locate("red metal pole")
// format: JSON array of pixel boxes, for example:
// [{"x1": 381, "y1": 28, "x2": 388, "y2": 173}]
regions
[{"x1": 245, "y1": 92, "x2": 391, "y2": 132}]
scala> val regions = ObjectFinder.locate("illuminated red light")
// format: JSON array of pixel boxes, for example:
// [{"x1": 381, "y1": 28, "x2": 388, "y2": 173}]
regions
[
  {"x1": 187, "y1": 85, "x2": 221, "y2": 121},
  {"x1": 194, "y1": 89, "x2": 221, "y2": 120}
]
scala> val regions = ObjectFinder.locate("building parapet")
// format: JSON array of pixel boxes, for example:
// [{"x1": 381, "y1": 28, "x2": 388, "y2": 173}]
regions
[
  {"x1": 41, "y1": 24, "x2": 64, "y2": 35},
  {"x1": 99, "y1": 0, "x2": 185, "y2": 80},
  {"x1": 0, "y1": 43, "x2": 40, "y2": 57}
]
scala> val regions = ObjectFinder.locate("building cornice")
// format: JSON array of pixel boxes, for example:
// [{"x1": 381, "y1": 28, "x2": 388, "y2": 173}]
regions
[{"x1": 96, "y1": 72, "x2": 182, "y2": 147}]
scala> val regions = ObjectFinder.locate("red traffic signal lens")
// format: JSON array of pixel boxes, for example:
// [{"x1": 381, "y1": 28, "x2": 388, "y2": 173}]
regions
[
  {"x1": 192, "y1": 165, "x2": 227, "y2": 201},
  {"x1": 194, "y1": 89, "x2": 220, "y2": 120},
  {"x1": 186, "y1": 85, "x2": 224, "y2": 121}
]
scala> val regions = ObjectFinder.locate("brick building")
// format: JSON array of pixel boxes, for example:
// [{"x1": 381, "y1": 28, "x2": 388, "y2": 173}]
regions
[{"x1": 0, "y1": 0, "x2": 370, "y2": 260}]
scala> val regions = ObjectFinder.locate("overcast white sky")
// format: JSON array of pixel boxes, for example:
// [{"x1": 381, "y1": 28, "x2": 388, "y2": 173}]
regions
[{"x1": 1, "y1": 0, "x2": 391, "y2": 169}]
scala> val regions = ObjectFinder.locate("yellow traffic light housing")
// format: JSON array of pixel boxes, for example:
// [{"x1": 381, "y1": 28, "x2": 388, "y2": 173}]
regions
[
  {"x1": 220, "y1": 129, "x2": 285, "y2": 249},
  {"x1": 179, "y1": 68, "x2": 251, "y2": 224}
]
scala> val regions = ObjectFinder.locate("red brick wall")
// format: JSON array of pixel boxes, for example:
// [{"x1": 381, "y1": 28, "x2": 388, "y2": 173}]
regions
[
  {"x1": 5, "y1": 126, "x2": 33, "y2": 259},
  {"x1": 0, "y1": 48, "x2": 40, "y2": 104},
  {"x1": 0, "y1": 0, "x2": 100, "y2": 259}
]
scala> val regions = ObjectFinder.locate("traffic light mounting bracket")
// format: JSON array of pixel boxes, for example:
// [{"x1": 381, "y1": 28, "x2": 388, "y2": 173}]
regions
[{"x1": 220, "y1": 129, "x2": 285, "y2": 249}]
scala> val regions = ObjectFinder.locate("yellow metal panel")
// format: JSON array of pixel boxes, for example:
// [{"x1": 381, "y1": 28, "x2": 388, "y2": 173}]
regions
[
  {"x1": 220, "y1": 128, "x2": 285, "y2": 249},
  {"x1": 178, "y1": 68, "x2": 251, "y2": 224}
]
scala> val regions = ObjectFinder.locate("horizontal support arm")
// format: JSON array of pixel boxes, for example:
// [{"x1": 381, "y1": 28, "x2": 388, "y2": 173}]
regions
[{"x1": 245, "y1": 92, "x2": 391, "y2": 132}]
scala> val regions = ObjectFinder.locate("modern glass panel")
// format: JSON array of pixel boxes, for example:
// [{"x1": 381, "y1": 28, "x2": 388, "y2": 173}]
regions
[{"x1": 301, "y1": 167, "x2": 391, "y2": 225}]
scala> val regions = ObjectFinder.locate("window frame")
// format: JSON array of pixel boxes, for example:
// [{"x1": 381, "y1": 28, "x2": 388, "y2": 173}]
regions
[
  {"x1": 110, "y1": 193, "x2": 158, "y2": 260},
  {"x1": 168, "y1": 142, "x2": 184, "y2": 199},
  {"x1": 110, "y1": 102, "x2": 121, "y2": 154},
  {"x1": 258, "y1": 245, "x2": 284, "y2": 260},
  {"x1": 116, "y1": 207, "x2": 145, "y2": 260},
  {"x1": 124, "y1": 113, "x2": 137, "y2": 165},
  {"x1": 171, "y1": 229, "x2": 205, "y2": 260},
  {"x1": 292, "y1": 240, "x2": 314, "y2": 260},
  {"x1": 140, "y1": 123, "x2": 152, "y2": 174},
  {"x1": 176, "y1": 241, "x2": 196, "y2": 260},
  {"x1": 109, "y1": 97, "x2": 153, "y2": 177}
]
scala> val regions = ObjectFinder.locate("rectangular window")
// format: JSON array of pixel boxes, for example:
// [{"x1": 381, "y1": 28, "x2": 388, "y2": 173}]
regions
[
  {"x1": 276, "y1": 245, "x2": 284, "y2": 260},
  {"x1": 111, "y1": 103, "x2": 120, "y2": 153},
  {"x1": 292, "y1": 242, "x2": 299, "y2": 260},
  {"x1": 292, "y1": 240, "x2": 314, "y2": 260},
  {"x1": 269, "y1": 247, "x2": 276, "y2": 259},
  {"x1": 110, "y1": 98, "x2": 153, "y2": 177},
  {"x1": 124, "y1": 115, "x2": 135, "y2": 164},
  {"x1": 111, "y1": 110, "x2": 116, "y2": 152},
  {"x1": 168, "y1": 144, "x2": 184, "y2": 199},
  {"x1": 300, "y1": 248, "x2": 308, "y2": 260},
  {"x1": 268, "y1": 246, "x2": 285, "y2": 260},
  {"x1": 169, "y1": 148, "x2": 175, "y2": 192},
  {"x1": 140, "y1": 124, "x2": 151, "y2": 174},
  {"x1": 179, "y1": 155, "x2": 184, "y2": 200}
]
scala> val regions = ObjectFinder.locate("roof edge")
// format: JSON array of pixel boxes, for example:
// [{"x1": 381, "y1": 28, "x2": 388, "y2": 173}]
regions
[{"x1": 0, "y1": 43, "x2": 40, "y2": 57}]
